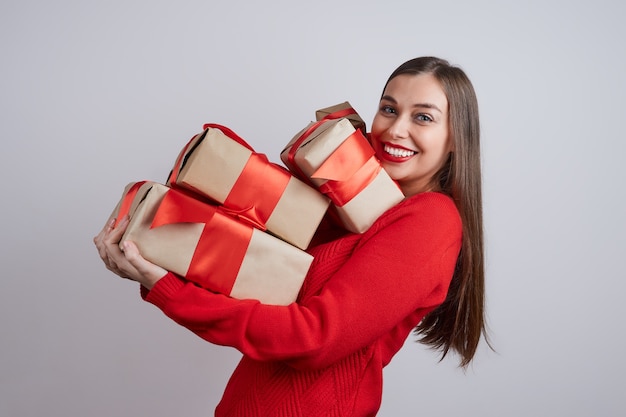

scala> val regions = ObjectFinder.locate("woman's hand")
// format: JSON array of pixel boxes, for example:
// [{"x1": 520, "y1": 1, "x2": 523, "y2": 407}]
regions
[{"x1": 93, "y1": 216, "x2": 167, "y2": 289}]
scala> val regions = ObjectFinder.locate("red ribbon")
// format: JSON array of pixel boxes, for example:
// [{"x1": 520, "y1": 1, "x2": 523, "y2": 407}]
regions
[
  {"x1": 151, "y1": 188, "x2": 252, "y2": 295},
  {"x1": 285, "y1": 108, "x2": 358, "y2": 186},
  {"x1": 113, "y1": 181, "x2": 147, "y2": 228},
  {"x1": 202, "y1": 123, "x2": 254, "y2": 151},
  {"x1": 168, "y1": 123, "x2": 290, "y2": 230},
  {"x1": 313, "y1": 131, "x2": 382, "y2": 207},
  {"x1": 318, "y1": 107, "x2": 359, "y2": 120},
  {"x1": 222, "y1": 153, "x2": 291, "y2": 230},
  {"x1": 285, "y1": 108, "x2": 381, "y2": 206}
]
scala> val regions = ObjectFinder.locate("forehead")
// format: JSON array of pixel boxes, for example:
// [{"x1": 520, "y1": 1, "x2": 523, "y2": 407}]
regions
[{"x1": 383, "y1": 73, "x2": 448, "y2": 112}]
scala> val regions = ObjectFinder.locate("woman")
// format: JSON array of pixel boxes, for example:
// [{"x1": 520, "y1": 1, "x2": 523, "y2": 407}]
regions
[{"x1": 95, "y1": 56, "x2": 488, "y2": 416}]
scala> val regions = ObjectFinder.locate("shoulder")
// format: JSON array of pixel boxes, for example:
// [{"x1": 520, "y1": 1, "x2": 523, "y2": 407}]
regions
[
  {"x1": 353, "y1": 192, "x2": 463, "y2": 260},
  {"x1": 349, "y1": 192, "x2": 462, "y2": 293},
  {"x1": 368, "y1": 192, "x2": 461, "y2": 235},
  {"x1": 398, "y1": 191, "x2": 458, "y2": 213}
]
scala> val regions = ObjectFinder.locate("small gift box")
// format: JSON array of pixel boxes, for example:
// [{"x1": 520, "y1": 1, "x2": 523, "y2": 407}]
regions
[
  {"x1": 280, "y1": 116, "x2": 405, "y2": 233},
  {"x1": 315, "y1": 101, "x2": 367, "y2": 134},
  {"x1": 111, "y1": 181, "x2": 313, "y2": 306},
  {"x1": 167, "y1": 124, "x2": 330, "y2": 250}
]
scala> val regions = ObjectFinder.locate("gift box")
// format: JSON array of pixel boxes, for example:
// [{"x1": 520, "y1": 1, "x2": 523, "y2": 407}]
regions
[
  {"x1": 111, "y1": 181, "x2": 313, "y2": 306},
  {"x1": 280, "y1": 117, "x2": 405, "y2": 233},
  {"x1": 108, "y1": 181, "x2": 154, "y2": 226},
  {"x1": 315, "y1": 101, "x2": 367, "y2": 134},
  {"x1": 167, "y1": 124, "x2": 330, "y2": 250}
]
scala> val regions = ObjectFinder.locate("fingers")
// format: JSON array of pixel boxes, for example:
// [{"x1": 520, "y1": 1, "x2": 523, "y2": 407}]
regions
[
  {"x1": 93, "y1": 218, "x2": 114, "y2": 250},
  {"x1": 94, "y1": 218, "x2": 114, "y2": 264},
  {"x1": 94, "y1": 216, "x2": 130, "y2": 276},
  {"x1": 105, "y1": 257, "x2": 126, "y2": 278},
  {"x1": 98, "y1": 217, "x2": 116, "y2": 238},
  {"x1": 120, "y1": 240, "x2": 140, "y2": 263},
  {"x1": 105, "y1": 216, "x2": 129, "y2": 246},
  {"x1": 121, "y1": 241, "x2": 167, "y2": 289},
  {"x1": 94, "y1": 216, "x2": 166, "y2": 288}
]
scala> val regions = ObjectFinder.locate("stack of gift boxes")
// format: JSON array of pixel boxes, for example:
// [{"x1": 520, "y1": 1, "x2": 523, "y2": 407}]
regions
[{"x1": 106, "y1": 103, "x2": 404, "y2": 305}]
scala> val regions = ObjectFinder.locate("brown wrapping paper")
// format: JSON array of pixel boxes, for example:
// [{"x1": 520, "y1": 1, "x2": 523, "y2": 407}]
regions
[
  {"x1": 280, "y1": 118, "x2": 405, "y2": 233},
  {"x1": 111, "y1": 181, "x2": 312, "y2": 306},
  {"x1": 107, "y1": 181, "x2": 154, "y2": 224},
  {"x1": 315, "y1": 101, "x2": 367, "y2": 134},
  {"x1": 168, "y1": 127, "x2": 330, "y2": 250}
]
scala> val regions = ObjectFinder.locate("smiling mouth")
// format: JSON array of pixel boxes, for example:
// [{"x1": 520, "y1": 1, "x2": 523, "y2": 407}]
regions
[{"x1": 384, "y1": 143, "x2": 417, "y2": 158}]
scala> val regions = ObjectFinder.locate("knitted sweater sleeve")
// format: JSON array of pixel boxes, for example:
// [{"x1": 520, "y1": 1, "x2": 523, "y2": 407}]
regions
[{"x1": 143, "y1": 192, "x2": 462, "y2": 370}]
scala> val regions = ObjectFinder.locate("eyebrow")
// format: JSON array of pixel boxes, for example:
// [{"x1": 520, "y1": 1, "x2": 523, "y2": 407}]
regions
[{"x1": 381, "y1": 95, "x2": 443, "y2": 113}]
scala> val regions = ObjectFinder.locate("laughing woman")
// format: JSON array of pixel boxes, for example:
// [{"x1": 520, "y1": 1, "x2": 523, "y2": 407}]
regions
[{"x1": 95, "y1": 56, "x2": 489, "y2": 417}]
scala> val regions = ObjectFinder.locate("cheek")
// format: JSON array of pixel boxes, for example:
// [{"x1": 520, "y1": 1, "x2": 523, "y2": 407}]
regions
[
  {"x1": 369, "y1": 117, "x2": 385, "y2": 145},
  {"x1": 368, "y1": 131, "x2": 379, "y2": 147}
]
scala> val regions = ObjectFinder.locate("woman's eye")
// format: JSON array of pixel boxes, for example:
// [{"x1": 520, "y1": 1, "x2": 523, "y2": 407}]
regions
[
  {"x1": 415, "y1": 114, "x2": 433, "y2": 122},
  {"x1": 380, "y1": 105, "x2": 396, "y2": 115}
]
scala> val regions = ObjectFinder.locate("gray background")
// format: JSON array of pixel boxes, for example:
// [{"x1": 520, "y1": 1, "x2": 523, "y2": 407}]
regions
[{"x1": 1, "y1": 0, "x2": 624, "y2": 416}]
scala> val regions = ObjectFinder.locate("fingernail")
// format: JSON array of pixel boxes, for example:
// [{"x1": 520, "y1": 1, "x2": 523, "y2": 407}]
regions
[{"x1": 108, "y1": 218, "x2": 116, "y2": 227}]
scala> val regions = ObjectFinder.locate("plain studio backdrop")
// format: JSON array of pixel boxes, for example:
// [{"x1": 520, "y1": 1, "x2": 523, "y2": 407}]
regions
[{"x1": 1, "y1": 1, "x2": 624, "y2": 416}]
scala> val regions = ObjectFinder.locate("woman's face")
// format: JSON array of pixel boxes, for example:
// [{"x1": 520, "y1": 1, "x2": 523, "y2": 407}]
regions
[{"x1": 370, "y1": 73, "x2": 452, "y2": 197}]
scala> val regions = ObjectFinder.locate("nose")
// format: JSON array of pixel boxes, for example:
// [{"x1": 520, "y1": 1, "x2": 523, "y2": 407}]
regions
[{"x1": 387, "y1": 115, "x2": 410, "y2": 139}]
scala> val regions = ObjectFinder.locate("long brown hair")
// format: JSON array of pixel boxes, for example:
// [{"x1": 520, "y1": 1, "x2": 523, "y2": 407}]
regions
[{"x1": 382, "y1": 57, "x2": 488, "y2": 367}]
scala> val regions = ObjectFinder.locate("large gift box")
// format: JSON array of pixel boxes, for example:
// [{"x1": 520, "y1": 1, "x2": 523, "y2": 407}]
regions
[
  {"x1": 110, "y1": 181, "x2": 313, "y2": 306},
  {"x1": 280, "y1": 114, "x2": 405, "y2": 234},
  {"x1": 167, "y1": 124, "x2": 330, "y2": 250}
]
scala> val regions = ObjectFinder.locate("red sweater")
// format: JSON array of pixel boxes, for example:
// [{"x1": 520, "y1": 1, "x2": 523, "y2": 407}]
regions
[{"x1": 143, "y1": 192, "x2": 462, "y2": 416}]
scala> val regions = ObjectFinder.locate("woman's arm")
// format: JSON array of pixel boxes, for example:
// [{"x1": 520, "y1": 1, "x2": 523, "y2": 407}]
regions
[{"x1": 143, "y1": 193, "x2": 462, "y2": 370}]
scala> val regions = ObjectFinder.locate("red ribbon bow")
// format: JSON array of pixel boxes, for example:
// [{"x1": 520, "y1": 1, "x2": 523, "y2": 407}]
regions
[
  {"x1": 151, "y1": 187, "x2": 253, "y2": 295},
  {"x1": 169, "y1": 123, "x2": 291, "y2": 231},
  {"x1": 312, "y1": 131, "x2": 381, "y2": 207},
  {"x1": 286, "y1": 108, "x2": 381, "y2": 206}
]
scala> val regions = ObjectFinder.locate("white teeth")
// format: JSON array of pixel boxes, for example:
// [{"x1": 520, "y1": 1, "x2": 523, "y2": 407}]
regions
[{"x1": 384, "y1": 144, "x2": 416, "y2": 158}]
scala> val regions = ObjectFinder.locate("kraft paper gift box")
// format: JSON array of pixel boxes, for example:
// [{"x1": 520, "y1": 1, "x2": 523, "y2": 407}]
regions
[
  {"x1": 110, "y1": 181, "x2": 313, "y2": 306},
  {"x1": 315, "y1": 101, "x2": 366, "y2": 134},
  {"x1": 280, "y1": 117, "x2": 405, "y2": 234},
  {"x1": 167, "y1": 124, "x2": 330, "y2": 250},
  {"x1": 107, "y1": 181, "x2": 154, "y2": 225}
]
